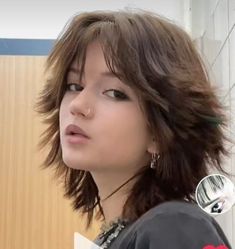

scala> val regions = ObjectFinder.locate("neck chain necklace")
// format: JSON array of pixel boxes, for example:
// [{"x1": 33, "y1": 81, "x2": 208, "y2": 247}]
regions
[
  {"x1": 95, "y1": 170, "x2": 145, "y2": 248},
  {"x1": 97, "y1": 218, "x2": 130, "y2": 249}
]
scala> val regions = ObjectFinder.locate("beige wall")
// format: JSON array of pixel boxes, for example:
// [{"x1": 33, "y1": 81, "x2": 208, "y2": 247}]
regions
[{"x1": 0, "y1": 56, "x2": 100, "y2": 249}]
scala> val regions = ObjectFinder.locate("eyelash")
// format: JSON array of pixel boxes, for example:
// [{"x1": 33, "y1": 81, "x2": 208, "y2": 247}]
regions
[{"x1": 65, "y1": 83, "x2": 129, "y2": 101}]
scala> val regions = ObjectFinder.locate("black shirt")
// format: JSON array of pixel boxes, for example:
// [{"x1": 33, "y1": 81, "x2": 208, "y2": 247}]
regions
[{"x1": 94, "y1": 201, "x2": 232, "y2": 249}]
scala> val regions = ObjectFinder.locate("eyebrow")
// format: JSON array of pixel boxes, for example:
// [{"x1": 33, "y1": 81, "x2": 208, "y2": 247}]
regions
[{"x1": 68, "y1": 67, "x2": 118, "y2": 78}]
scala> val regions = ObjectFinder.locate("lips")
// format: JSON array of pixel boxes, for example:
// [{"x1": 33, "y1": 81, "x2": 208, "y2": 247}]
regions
[{"x1": 65, "y1": 124, "x2": 90, "y2": 138}]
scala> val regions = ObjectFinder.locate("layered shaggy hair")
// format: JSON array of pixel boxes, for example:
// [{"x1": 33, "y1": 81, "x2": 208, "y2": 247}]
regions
[{"x1": 35, "y1": 9, "x2": 231, "y2": 229}]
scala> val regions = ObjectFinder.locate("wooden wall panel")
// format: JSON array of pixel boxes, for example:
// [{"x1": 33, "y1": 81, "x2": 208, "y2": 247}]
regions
[{"x1": 0, "y1": 56, "x2": 100, "y2": 249}]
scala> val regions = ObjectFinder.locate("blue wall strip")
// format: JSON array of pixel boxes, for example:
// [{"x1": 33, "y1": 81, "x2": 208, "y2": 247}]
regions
[{"x1": 0, "y1": 39, "x2": 55, "y2": 56}]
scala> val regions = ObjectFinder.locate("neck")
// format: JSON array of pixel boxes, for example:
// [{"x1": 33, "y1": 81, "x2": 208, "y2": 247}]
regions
[
  {"x1": 100, "y1": 192, "x2": 129, "y2": 224},
  {"x1": 91, "y1": 170, "x2": 140, "y2": 224}
]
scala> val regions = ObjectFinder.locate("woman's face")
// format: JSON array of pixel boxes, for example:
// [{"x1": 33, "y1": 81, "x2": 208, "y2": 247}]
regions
[{"x1": 59, "y1": 41, "x2": 156, "y2": 173}]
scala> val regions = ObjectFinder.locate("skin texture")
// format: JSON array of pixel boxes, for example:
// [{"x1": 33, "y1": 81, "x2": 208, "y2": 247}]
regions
[{"x1": 59, "y1": 41, "x2": 157, "y2": 223}]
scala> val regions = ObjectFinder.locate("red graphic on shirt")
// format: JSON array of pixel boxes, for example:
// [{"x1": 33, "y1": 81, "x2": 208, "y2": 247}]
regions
[{"x1": 203, "y1": 245, "x2": 228, "y2": 249}]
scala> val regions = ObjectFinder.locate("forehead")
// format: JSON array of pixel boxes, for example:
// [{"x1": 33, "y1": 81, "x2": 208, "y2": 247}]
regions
[
  {"x1": 68, "y1": 41, "x2": 113, "y2": 76},
  {"x1": 67, "y1": 60, "x2": 119, "y2": 81},
  {"x1": 67, "y1": 40, "x2": 134, "y2": 85}
]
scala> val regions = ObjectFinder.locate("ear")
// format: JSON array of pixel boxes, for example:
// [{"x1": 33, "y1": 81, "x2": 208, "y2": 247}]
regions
[{"x1": 147, "y1": 137, "x2": 158, "y2": 154}]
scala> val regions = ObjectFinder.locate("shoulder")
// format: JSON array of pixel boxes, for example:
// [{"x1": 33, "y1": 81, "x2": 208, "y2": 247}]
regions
[
  {"x1": 136, "y1": 200, "x2": 214, "y2": 225},
  {"x1": 117, "y1": 201, "x2": 231, "y2": 249},
  {"x1": 134, "y1": 200, "x2": 217, "y2": 232}
]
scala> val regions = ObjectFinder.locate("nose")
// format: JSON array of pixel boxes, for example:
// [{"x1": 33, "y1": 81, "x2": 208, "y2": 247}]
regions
[{"x1": 69, "y1": 88, "x2": 94, "y2": 118}]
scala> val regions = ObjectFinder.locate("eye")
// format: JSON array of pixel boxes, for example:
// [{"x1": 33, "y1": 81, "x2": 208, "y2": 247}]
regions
[
  {"x1": 66, "y1": 83, "x2": 83, "y2": 92},
  {"x1": 211, "y1": 201, "x2": 224, "y2": 213},
  {"x1": 104, "y1": 89, "x2": 128, "y2": 100}
]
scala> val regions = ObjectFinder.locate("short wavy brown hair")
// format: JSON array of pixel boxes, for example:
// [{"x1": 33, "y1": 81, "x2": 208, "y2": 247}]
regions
[{"x1": 35, "y1": 9, "x2": 231, "y2": 229}]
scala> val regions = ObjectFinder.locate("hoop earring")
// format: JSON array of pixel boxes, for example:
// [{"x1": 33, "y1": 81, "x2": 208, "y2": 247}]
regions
[{"x1": 150, "y1": 153, "x2": 160, "y2": 169}]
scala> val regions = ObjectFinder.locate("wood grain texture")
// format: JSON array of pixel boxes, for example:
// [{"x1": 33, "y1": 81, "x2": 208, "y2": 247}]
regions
[{"x1": 0, "y1": 56, "x2": 100, "y2": 249}]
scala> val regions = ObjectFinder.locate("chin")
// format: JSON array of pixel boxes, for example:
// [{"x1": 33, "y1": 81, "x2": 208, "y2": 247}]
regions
[{"x1": 62, "y1": 156, "x2": 91, "y2": 171}]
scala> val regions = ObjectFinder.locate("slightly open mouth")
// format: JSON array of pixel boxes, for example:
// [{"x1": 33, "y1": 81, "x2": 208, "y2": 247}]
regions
[{"x1": 67, "y1": 132, "x2": 89, "y2": 139}]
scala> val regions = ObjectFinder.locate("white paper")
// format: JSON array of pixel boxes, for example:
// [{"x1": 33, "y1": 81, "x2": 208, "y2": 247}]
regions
[{"x1": 74, "y1": 232, "x2": 102, "y2": 249}]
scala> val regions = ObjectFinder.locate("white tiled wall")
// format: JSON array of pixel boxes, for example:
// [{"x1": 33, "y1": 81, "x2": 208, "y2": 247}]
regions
[
  {"x1": 229, "y1": 0, "x2": 235, "y2": 31},
  {"x1": 192, "y1": 0, "x2": 235, "y2": 246},
  {"x1": 230, "y1": 24, "x2": 235, "y2": 149},
  {"x1": 214, "y1": 0, "x2": 229, "y2": 55}
]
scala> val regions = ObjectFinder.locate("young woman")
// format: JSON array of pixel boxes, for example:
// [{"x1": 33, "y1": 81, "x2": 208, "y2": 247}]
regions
[{"x1": 36, "y1": 9, "x2": 233, "y2": 249}]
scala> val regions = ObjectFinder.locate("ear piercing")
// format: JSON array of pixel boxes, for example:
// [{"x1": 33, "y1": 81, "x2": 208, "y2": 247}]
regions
[{"x1": 150, "y1": 153, "x2": 160, "y2": 169}]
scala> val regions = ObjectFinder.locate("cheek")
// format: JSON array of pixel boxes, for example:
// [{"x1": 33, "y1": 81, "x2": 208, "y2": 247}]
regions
[
  {"x1": 102, "y1": 107, "x2": 147, "y2": 142},
  {"x1": 59, "y1": 108, "x2": 65, "y2": 134},
  {"x1": 59, "y1": 97, "x2": 69, "y2": 126},
  {"x1": 59, "y1": 105, "x2": 65, "y2": 126},
  {"x1": 97, "y1": 108, "x2": 150, "y2": 167},
  {"x1": 121, "y1": 109, "x2": 149, "y2": 144},
  {"x1": 59, "y1": 97, "x2": 71, "y2": 143}
]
